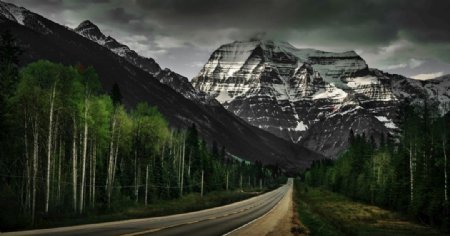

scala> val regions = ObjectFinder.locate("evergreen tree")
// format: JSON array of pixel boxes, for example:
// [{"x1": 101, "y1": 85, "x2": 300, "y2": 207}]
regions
[
  {"x1": 0, "y1": 30, "x2": 22, "y2": 98},
  {"x1": 110, "y1": 83, "x2": 122, "y2": 106},
  {"x1": 0, "y1": 30, "x2": 22, "y2": 158}
]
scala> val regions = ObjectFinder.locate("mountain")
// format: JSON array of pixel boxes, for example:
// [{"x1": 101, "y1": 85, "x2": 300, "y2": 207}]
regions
[
  {"x1": 192, "y1": 40, "x2": 450, "y2": 157},
  {"x1": 0, "y1": 1, "x2": 323, "y2": 171},
  {"x1": 419, "y1": 74, "x2": 450, "y2": 112},
  {"x1": 74, "y1": 20, "x2": 215, "y2": 104}
]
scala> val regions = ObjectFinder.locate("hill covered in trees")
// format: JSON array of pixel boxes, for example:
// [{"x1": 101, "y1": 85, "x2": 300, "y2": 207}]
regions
[
  {"x1": 304, "y1": 103, "x2": 450, "y2": 231},
  {"x1": 0, "y1": 32, "x2": 284, "y2": 230}
]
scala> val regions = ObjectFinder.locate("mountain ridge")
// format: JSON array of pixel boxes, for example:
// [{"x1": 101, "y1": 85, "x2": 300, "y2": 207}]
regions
[
  {"x1": 0, "y1": 0, "x2": 323, "y2": 171},
  {"x1": 74, "y1": 19, "x2": 216, "y2": 104},
  {"x1": 192, "y1": 40, "x2": 450, "y2": 157}
]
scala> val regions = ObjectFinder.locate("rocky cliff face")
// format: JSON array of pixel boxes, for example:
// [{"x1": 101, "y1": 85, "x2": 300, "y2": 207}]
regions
[{"x1": 192, "y1": 40, "x2": 449, "y2": 157}]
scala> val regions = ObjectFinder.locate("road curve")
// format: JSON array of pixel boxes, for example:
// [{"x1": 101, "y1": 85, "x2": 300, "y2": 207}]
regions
[{"x1": 3, "y1": 179, "x2": 292, "y2": 236}]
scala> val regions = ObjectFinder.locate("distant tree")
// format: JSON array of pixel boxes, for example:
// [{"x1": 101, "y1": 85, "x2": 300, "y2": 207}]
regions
[
  {"x1": 348, "y1": 129, "x2": 355, "y2": 145},
  {"x1": 110, "y1": 83, "x2": 122, "y2": 106},
  {"x1": 0, "y1": 30, "x2": 22, "y2": 97},
  {"x1": 212, "y1": 141, "x2": 219, "y2": 159},
  {"x1": 0, "y1": 30, "x2": 22, "y2": 147}
]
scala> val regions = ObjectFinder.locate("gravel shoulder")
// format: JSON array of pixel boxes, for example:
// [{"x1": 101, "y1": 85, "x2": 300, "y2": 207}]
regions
[{"x1": 231, "y1": 179, "x2": 295, "y2": 236}]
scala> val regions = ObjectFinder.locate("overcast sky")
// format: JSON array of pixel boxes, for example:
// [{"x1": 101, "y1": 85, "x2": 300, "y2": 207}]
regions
[{"x1": 6, "y1": 0, "x2": 450, "y2": 79}]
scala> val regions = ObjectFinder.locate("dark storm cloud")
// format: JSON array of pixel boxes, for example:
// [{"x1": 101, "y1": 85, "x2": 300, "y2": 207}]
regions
[
  {"x1": 135, "y1": 0, "x2": 450, "y2": 44},
  {"x1": 107, "y1": 7, "x2": 141, "y2": 23},
  {"x1": 7, "y1": 0, "x2": 110, "y2": 11},
  {"x1": 5, "y1": 0, "x2": 450, "y2": 78}
]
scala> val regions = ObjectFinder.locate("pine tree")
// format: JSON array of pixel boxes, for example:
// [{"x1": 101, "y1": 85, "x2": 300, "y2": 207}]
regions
[
  {"x1": 0, "y1": 30, "x2": 22, "y2": 157},
  {"x1": 110, "y1": 83, "x2": 122, "y2": 107}
]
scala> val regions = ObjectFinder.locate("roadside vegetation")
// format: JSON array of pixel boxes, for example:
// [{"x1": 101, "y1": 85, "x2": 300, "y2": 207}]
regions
[
  {"x1": 0, "y1": 31, "x2": 285, "y2": 231},
  {"x1": 294, "y1": 180, "x2": 444, "y2": 235},
  {"x1": 303, "y1": 101, "x2": 450, "y2": 233},
  {"x1": 25, "y1": 189, "x2": 265, "y2": 230}
]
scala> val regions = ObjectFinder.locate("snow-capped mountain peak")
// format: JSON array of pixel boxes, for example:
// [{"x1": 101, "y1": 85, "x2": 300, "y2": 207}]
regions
[
  {"x1": 192, "y1": 40, "x2": 450, "y2": 157},
  {"x1": 74, "y1": 20, "x2": 105, "y2": 43}
]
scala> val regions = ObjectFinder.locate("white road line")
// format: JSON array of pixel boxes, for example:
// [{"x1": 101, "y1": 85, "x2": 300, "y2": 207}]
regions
[
  {"x1": 121, "y1": 195, "x2": 273, "y2": 236},
  {"x1": 222, "y1": 186, "x2": 288, "y2": 236},
  {"x1": 1, "y1": 184, "x2": 288, "y2": 236}
]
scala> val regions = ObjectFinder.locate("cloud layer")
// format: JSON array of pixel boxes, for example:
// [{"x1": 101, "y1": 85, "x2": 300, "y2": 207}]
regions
[{"x1": 5, "y1": 0, "x2": 450, "y2": 79}]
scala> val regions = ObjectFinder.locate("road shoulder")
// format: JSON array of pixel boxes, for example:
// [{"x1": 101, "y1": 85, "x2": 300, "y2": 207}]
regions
[{"x1": 230, "y1": 182, "x2": 294, "y2": 236}]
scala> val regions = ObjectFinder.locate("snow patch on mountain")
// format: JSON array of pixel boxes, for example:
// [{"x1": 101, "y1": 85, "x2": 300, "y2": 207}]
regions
[
  {"x1": 375, "y1": 116, "x2": 398, "y2": 129},
  {"x1": 0, "y1": 1, "x2": 26, "y2": 25},
  {"x1": 312, "y1": 85, "x2": 347, "y2": 101},
  {"x1": 294, "y1": 121, "x2": 308, "y2": 131},
  {"x1": 347, "y1": 76, "x2": 379, "y2": 88}
]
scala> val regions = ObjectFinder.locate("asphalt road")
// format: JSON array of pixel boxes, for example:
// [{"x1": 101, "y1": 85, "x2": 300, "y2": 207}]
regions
[{"x1": 3, "y1": 179, "x2": 292, "y2": 236}]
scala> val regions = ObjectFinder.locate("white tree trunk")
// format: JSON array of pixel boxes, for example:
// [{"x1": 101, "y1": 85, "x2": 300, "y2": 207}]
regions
[
  {"x1": 51, "y1": 117, "x2": 59, "y2": 205},
  {"x1": 443, "y1": 136, "x2": 448, "y2": 202},
  {"x1": 72, "y1": 117, "x2": 78, "y2": 211},
  {"x1": 180, "y1": 136, "x2": 185, "y2": 196},
  {"x1": 201, "y1": 170, "x2": 204, "y2": 197},
  {"x1": 135, "y1": 158, "x2": 139, "y2": 203},
  {"x1": 188, "y1": 151, "x2": 191, "y2": 178},
  {"x1": 92, "y1": 139, "x2": 97, "y2": 207},
  {"x1": 57, "y1": 137, "x2": 62, "y2": 205},
  {"x1": 177, "y1": 142, "x2": 181, "y2": 189},
  {"x1": 45, "y1": 84, "x2": 56, "y2": 213},
  {"x1": 79, "y1": 97, "x2": 89, "y2": 213},
  {"x1": 31, "y1": 117, "x2": 39, "y2": 225},
  {"x1": 240, "y1": 174, "x2": 243, "y2": 191},
  {"x1": 106, "y1": 114, "x2": 116, "y2": 208},
  {"x1": 134, "y1": 126, "x2": 140, "y2": 203},
  {"x1": 226, "y1": 172, "x2": 229, "y2": 191},
  {"x1": 112, "y1": 128, "x2": 120, "y2": 185},
  {"x1": 89, "y1": 139, "x2": 92, "y2": 207},
  {"x1": 145, "y1": 164, "x2": 149, "y2": 206},
  {"x1": 134, "y1": 157, "x2": 138, "y2": 203},
  {"x1": 24, "y1": 111, "x2": 31, "y2": 210},
  {"x1": 409, "y1": 141, "x2": 414, "y2": 203}
]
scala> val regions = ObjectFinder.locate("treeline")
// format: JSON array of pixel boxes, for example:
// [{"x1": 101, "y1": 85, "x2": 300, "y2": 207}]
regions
[
  {"x1": 304, "y1": 103, "x2": 449, "y2": 231},
  {"x1": 0, "y1": 31, "x2": 283, "y2": 229}
]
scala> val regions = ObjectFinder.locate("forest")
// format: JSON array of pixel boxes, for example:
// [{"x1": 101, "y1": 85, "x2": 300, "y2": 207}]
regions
[
  {"x1": 304, "y1": 103, "x2": 450, "y2": 231},
  {"x1": 0, "y1": 31, "x2": 283, "y2": 230}
]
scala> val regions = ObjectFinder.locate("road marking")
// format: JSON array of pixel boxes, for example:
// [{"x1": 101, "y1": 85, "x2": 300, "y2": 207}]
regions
[
  {"x1": 120, "y1": 195, "x2": 275, "y2": 236},
  {"x1": 3, "y1": 188, "x2": 278, "y2": 236},
  {"x1": 121, "y1": 190, "x2": 284, "y2": 236},
  {"x1": 222, "y1": 183, "x2": 290, "y2": 236}
]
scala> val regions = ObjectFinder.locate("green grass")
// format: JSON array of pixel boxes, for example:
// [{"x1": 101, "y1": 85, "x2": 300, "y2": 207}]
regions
[{"x1": 294, "y1": 180, "x2": 445, "y2": 236}]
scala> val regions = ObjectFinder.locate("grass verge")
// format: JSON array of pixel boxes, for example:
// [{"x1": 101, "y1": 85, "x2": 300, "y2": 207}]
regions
[
  {"x1": 293, "y1": 180, "x2": 445, "y2": 236},
  {"x1": 5, "y1": 189, "x2": 267, "y2": 232}
]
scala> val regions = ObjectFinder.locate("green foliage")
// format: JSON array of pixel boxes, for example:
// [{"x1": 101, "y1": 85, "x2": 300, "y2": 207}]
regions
[
  {"x1": 0, "y1": 60, "x2": 284, "y2": 231},
  {"x1": 304, "y1": 104, "x2": 450, "y2": 232},
  {"x1": 294, "y1": 181, "x2": 445, "y2": 236}
]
